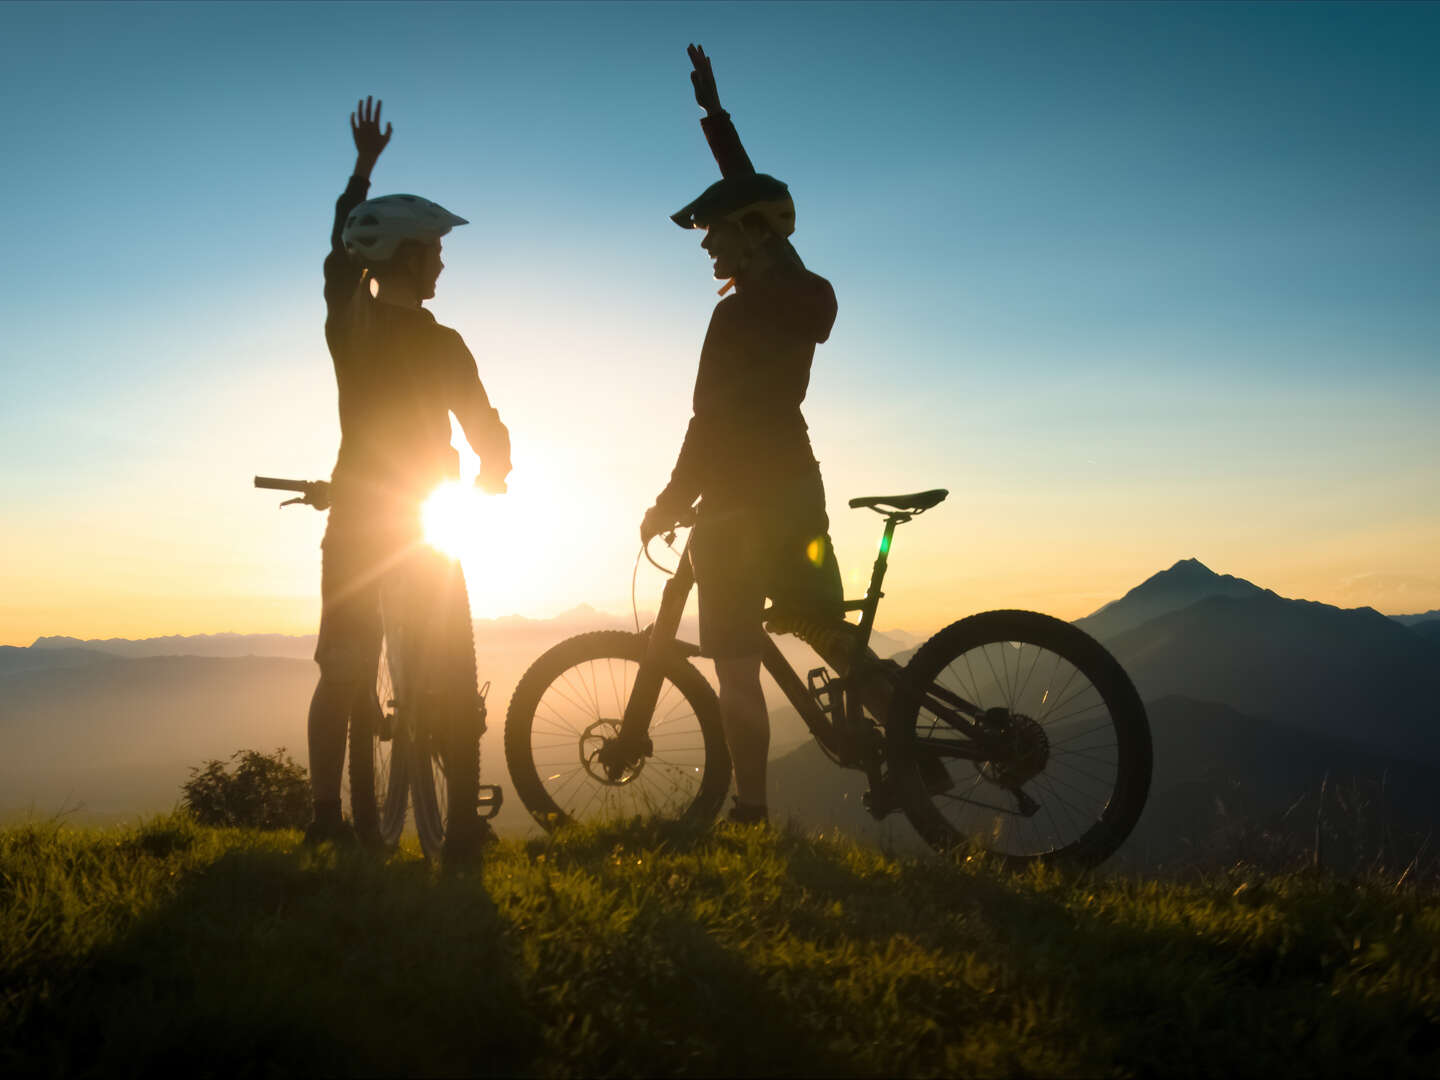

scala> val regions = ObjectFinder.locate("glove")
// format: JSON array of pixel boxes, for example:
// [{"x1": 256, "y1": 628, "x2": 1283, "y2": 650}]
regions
[
  {"x1": 640, "y1": 503, "x2": 676, "y2": 546},
  {"x1": 476, "y1": 463, "x2": 509, "y2": 495}
]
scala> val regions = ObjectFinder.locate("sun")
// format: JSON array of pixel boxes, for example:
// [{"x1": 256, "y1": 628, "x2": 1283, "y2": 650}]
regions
[
  {"x1": 423, "y1": 414, "x2": 648, "y2": 620},
  {"x1": 421, "y1": 481, "x2": 482, "y2": 560},
  {"x1": 420, "y1": 421, "x2": 592, "y2": 620},
  {"x1": 422, "y1": 476, "x2": 578, "y2": 619}
]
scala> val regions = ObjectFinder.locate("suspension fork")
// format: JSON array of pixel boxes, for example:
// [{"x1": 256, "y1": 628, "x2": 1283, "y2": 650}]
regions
[{"x1": 615, "y1": 540, "x2": 696, "y2": 757}]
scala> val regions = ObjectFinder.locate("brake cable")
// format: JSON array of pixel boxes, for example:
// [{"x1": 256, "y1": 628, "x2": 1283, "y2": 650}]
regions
[{"x1": 631, "y1": 530, "x2": 682, "y2": 636}]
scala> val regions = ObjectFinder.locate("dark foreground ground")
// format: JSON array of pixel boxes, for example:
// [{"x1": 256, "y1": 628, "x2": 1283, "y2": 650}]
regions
[{"x1": 2, "y1": 815, "x2": 1437, "y2": 1077}]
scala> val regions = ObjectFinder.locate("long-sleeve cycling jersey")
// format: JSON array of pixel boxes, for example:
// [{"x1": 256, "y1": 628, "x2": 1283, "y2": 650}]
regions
[
  {"x1": 656, "y1": 112, "x2": 837, "y2": 513},
  {"x1": 323, "y1": 176, "x2": 510, "y2": 515}
]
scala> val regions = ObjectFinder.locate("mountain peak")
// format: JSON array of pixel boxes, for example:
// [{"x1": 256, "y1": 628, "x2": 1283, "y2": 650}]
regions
[
  {"x1": 1163, "y1": 558, "x2": 1216, "y2": 577},
  {"x1": 1076, "y1": 558, "x2": 1265, "y2": 642}
]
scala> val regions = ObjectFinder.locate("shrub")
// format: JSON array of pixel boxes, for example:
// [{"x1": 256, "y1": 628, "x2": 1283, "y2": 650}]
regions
[{"x1": 181, "y1": 748, "x2": 310, "y2": 829}]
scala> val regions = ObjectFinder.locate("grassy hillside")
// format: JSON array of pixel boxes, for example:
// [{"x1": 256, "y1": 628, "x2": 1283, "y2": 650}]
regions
[{"x1": 3, "y1": 816, "x2": 1437, "y2": 1077}]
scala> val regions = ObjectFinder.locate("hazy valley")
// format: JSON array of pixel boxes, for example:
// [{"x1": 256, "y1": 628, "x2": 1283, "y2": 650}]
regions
[{"x1": 5, "y1": 560, "x2": 1438, "y2": 869}]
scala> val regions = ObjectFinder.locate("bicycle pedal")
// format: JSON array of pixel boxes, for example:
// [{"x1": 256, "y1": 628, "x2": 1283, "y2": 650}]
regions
[
  {"x1": 807, "y1": 667, "x2": 842, "y2": 722},
  {"x1": 477, "y1": 785, "x2": 504, "y2": 820}
]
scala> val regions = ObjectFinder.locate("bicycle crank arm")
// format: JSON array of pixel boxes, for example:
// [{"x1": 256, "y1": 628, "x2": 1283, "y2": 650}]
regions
[
  {"x1": 477, "y1": 785, "x2": 504, "y2": 820},
  {"x1": 913, "y1": 735, "x2": 999, "y2": 762}
]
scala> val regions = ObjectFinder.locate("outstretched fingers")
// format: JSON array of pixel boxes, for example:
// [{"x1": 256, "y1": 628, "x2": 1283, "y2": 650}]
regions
[
  {"x1": 686, "y1": 43, "x2": 720, "y2": 113},
  {"x1": 350, "y1": 95, "x2": 393, "y2": 157}
]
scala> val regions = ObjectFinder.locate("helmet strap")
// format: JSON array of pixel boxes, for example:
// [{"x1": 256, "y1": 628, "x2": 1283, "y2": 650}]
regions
[{"x1": 368, "y1": 245, "x2": 431, "y2": 309}]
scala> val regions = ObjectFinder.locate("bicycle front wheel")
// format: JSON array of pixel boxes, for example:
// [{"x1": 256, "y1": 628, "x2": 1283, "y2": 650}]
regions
[
  {"x1": 504, "y1": 631, "x2": 730, "y2": 830},
  {"x1": 410, "y1": 706, "x2": 460, "y2": 858},
  {"x1": 345, "y1": 633, "x2": 408, "y2": 848},
  {"x1": 887, "y1": 610, "x2": 1151, "y2": 868},
  {"x1": 407, "y1": 615, "x2": 481, "y2": 861}
]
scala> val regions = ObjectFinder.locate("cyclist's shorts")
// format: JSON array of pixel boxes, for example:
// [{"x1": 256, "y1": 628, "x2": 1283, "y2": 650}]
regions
[
  {"x1": 315, "y1": 516, "x2": 475, "y2": 697},
  {"x1": 689, "y1": 491, "x2": 843, "y2": 660},
  {"x1": 315, "y1": 520, "x2": 388, "y2": 683}
]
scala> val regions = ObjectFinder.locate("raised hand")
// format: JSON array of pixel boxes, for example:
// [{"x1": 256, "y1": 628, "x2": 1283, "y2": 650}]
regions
[
  {"x1": 350, "y1": 95, "x2": 392, "y2": 177},
  {"x1": 687, "y1": 43, "x2": 723, "y2": 115}
]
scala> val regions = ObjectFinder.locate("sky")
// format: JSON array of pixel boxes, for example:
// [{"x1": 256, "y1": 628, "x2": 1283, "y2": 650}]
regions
[{"x1": 1, "y1": 1, "x2": 1436, "y2": 644}]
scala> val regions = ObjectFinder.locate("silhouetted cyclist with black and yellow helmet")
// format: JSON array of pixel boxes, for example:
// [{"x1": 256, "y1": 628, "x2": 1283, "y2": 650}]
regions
[
  {"x1": 307, "y1": 97, "x2": 511, "y2": 858},
  {"x1": 641, "y1": 46, "x2": 844, "y2": 826}
]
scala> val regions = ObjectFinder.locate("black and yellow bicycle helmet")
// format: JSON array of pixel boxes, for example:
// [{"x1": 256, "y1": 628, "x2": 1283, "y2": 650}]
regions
[{"x1": 671, "y1": 173, "x2": 795, "y2": 238}]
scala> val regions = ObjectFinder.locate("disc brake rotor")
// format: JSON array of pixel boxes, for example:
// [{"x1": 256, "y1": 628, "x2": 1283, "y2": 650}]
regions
[{"x1": 581, "y1": 719, "x2": 645, "y2": 786}]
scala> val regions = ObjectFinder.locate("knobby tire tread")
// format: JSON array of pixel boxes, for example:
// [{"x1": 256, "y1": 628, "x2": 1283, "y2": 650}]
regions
[
  {"x1": 504, "y1": 630, "x2": 730, "y2": 830},
  {"x1": 887, "y1": 609, "x2": 1151, "y2": 868}
]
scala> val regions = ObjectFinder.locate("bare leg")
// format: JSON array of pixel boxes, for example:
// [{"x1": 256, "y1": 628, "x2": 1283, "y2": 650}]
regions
[
  {"x1": 714, "y1": 654, "x2": 769, "y2": 809},
  {"x1": 307, "y1": 673, "x2": 353, "y2": 809}
]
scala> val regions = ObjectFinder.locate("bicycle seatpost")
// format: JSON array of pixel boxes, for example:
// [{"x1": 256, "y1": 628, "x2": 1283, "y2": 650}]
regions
[{"x1": 853, "y1": 514, "x2": 903, "y2": 661}]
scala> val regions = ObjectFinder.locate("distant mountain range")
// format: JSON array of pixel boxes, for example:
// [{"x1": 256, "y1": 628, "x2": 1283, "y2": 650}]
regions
[
  {"x1": 2, "y1": 606, "x2": 914, "y2": 829},
  {"x1": 1072, "y1": 559, "x2": 1440, "y2": 762},
  {"x1": 23, "y1": 606, "x2": 921, "y2": 664},
  {"x1": 769, "y1": 559, "x2": 1440, "y2": 862},
  {"x1": 6, "y1": 563, "x2": 1438, "y2": 866}
]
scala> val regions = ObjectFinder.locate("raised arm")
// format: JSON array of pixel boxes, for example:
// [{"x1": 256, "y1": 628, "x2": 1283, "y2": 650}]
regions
[
  {"x1": 327, "y1": 97, "x2": 392, "y2": 315},
  {"x1": 687, "y1": 44, "x2": 755, "y2": 178},
  {"x1": 330, "y1": 96, "x2": 391, "y2": 252}
]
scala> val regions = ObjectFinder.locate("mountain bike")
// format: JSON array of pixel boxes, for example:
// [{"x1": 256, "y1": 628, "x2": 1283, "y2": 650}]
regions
[
  {"x1": 254, "y1": 476, "x2": 501, "y2": 856},
  {"x1": 504, "y1": 489, "x2": 1151, "y2": 867}
]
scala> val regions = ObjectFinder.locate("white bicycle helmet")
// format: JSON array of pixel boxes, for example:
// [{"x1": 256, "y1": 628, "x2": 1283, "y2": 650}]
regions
[{"x1": 341, "y1": 194, "x2": 468, "y2": 263}]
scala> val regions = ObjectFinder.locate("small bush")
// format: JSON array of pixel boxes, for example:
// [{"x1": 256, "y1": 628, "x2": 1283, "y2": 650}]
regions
[{"x1": 181, "y1": 748, "x2": 310, "y2": 829}]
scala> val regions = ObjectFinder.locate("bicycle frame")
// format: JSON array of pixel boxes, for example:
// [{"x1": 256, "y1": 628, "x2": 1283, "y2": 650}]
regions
[{"x1": 610, "y1": 510, "x2": 997, "y2": 792}]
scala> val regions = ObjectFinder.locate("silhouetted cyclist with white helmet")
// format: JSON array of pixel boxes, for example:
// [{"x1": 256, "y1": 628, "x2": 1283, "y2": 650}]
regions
[
  {"x1": 307, "y1": 96, "x2": 511, "y2": 858},
  {"x1": 641, "y1": 46, "x2": 843, "y2": 826}
]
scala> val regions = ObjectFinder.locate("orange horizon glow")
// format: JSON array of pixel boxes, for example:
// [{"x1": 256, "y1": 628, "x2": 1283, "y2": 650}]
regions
[{"x1": 4, "y1": 541, "x2": 1436, "y2": 649}]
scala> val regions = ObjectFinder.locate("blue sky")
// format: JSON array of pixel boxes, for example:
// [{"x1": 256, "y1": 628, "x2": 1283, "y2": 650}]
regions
[{"x1": 1, "y1": 1, "x2": 1436, "y2": 640}]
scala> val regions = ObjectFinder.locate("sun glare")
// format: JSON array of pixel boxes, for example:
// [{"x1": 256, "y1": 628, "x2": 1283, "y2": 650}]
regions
[{"x1": 421, "y1": 482, "x2": 482, "y2": 560}]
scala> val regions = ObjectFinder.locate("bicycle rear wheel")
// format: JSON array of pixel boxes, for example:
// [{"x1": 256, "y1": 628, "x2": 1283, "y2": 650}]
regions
[
  {"x1": 504, "y1": 631, "x2": 730, "y2": 830},
  {"x1": 886, "y1": 610, "x2": 1151, "y2": 868}
]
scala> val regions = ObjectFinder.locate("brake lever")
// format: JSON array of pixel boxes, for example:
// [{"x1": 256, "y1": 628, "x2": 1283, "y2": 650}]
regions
[{"x1": 279, "y1": 496, "x2": 305, "y2": 508}]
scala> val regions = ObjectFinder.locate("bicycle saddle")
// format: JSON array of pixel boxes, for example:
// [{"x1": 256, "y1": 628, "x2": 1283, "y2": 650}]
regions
[{"x1": 847, "y1": 489, "x2": 949, "y2": 513}]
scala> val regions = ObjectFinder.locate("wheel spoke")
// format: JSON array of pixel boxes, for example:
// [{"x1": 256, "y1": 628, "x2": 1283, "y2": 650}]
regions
[
  {"x1": 510, "y1": 635, "x2": 723, "y2": 828},
  {"x1": 887, "y1": 616, "x2": 1148, "y2": 866}
]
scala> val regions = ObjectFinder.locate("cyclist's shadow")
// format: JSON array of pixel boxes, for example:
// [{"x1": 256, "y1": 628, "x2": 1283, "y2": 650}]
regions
[{"x1": 12, "y1": 844, "x2": 541, "y2": 1075}]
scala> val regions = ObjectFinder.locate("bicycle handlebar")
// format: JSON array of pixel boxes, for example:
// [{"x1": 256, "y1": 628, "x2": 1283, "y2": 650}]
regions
[{"x1": 253, "y1": 476, "x2": 331, "y2": 510}]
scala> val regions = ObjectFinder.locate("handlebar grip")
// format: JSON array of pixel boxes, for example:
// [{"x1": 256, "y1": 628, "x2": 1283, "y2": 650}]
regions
[{"x1": 254, "y1": 476, "x2": 310, "y2": 492}]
